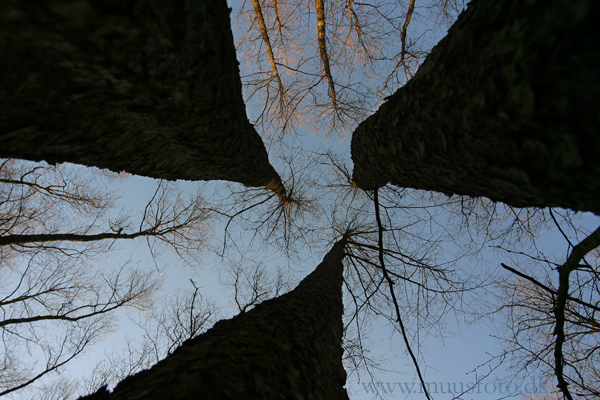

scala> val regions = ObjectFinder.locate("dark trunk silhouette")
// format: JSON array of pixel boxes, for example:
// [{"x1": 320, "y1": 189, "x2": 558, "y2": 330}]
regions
[
  {"x1": 351, "y1": 0, "x2": 600, "y2": 214},
  {"x1": 0, "y1": 0, "x2": 284, "y2": 193},
  {"x1": 79, "y1": 237, "x2": 350, "y2": 400}
]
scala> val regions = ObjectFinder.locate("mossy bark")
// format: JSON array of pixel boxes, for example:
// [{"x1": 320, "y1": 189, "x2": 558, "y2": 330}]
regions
[
  {"x1": 79, "y1": 238, "x2": 350, "y2": 400},
  {"x1": 0, "y1": 0, "x2": 283, "y2": 189},
  {"x1": 351, "y1": 0, "x2": 600, "y2": 214}
]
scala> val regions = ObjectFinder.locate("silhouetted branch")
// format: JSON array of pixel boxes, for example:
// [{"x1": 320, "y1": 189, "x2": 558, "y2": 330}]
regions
[
  {"x1": 501, "y1": 263, "x2": 600, "y2": 313},
  {"x1": 553, "y1": 225, "x2": 600, "y2": 400},
  {"x1": 373, "y1": 188, "x2": 432, "y2": 400}
]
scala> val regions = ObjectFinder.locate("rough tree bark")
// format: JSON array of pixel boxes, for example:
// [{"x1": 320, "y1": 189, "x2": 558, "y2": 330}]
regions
[
  {"x1": 0, "y1": 0, "x2": 285, "y2": 193},
  {"x1": 351, "y1": 0, "x2": 600, "y2": 214},
  {"x1": 79, "y1": 237, "x2": 350, "y2": 400}
]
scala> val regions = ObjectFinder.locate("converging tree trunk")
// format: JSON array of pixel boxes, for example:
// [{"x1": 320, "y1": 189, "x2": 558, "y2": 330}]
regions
[
  {"x1": 0, "y1": 0, "x2": 285, "y2": 193},
  {"x1": 351, "y1": 0, "x2": 600, "y2": 214},
  {"x1": 79, "y1": 237, "x2": 350, "y2": 400}
]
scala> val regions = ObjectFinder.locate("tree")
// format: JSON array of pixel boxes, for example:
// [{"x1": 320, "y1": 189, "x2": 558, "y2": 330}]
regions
[
  {"x1": 81, "y1": 281, "x2": 219, "y2": 395},
  {"x1": 0, "y1": 0, "x2": 285, "y2": 196},
  {"x1": 80, "y1": 236, "x2": 350, "y2": 400},
  {"x1": 80, "y1": 261, "x2": 293, "y2": 395},
  {"x1": 234, "y1": 0, "x2": 464, "y2": 135},
  {"x1": 351, "y1": 0, "x2": 600, "y2": 214},
  {"x1": 0, "y1": 159, "x2": 209, "y2": 396},
  {"x1": 224, "y1": 261, "x2": 292, "y2": 314},
  {"x1": 497, "y1": 210, "x2": 600, "y2": 400},
  {"x1": 0, "y1": 260, "x2": 157, "y2": 398}
]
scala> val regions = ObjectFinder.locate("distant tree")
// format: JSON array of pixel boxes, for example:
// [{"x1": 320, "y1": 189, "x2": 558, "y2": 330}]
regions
[
  {"x1": 81, "y1": 281, "x2": 219, "y2": 395},
  {"x1": 224, "y1": 261, "x2": 292, "y2": 314},
  {"x1": 520, "y1": 394, "x2": 564, "y2": 400},
  {"x1": 234, "y1": 0, "x2": 464, "y2": 135},
  {"x1": 0, "y1": 159, "x2": 209, "y2": 397},
  {"x1": 81, "y1": 262, "x2": 292, "y2": 395},
  {"x1": 36, "y1": 378, "x2": 79, "y2": 400},
  {"x1": 498, "y1": 210, "x2": 600, "y2": 400}
]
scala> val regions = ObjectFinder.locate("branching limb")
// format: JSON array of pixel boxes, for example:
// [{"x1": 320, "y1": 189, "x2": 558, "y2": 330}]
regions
[
  {"x1": 373, "y1": 188, "x2": 432, "y2": 400},
  {"x1": 501, "y1": 263, "x2": 600, "y2": 313},
  {"x1": 553, "y1": 225, "x2": 600, "y2": 400},
  {"x1": 345, "y1": 0, "x2": 369, "y2": 55},
  {"x1": 0, "y1": 229, "x2": 176, "y2": 246},
  {"x1": 251, "y1": 0, "x2": 288, "y2": 111},
  {"x1": 0, "y1": 324, "x2": 96, "y2": 397},
  {"x1": 384, "y1": 0, "x2": 416, "y2": 90}
]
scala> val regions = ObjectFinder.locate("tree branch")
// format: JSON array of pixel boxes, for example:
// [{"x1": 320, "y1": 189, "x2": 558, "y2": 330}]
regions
[
  {"x1": 553, "y1": 225, "x2": 600, "y2": 400},
  {"x1": 385, "y1": 0, "x2": 416, "y2": 89},
  {"x1": 501, "y1": 263, "x2": 600, "y2": 313},
  {"x1": 315, "y1": 0, "x2": 338, "y2": 111},
  {"x1": 0, "y1": 230, "x2": 158, "y2": 246},
  {"x1": 251, "y1": 0, "x2": 288, "y2": 109},
  {"x1": 373, "y1": 188, "x2": 432, "y2": 400}
]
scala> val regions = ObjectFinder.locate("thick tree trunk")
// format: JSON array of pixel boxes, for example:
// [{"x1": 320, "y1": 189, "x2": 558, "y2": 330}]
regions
[
  {"x1": 351, "y1": 0, "x2": 600, "y2": 214},
  {"x1": 0, "y1": 0, "x2": 284, "y2": 191},
  {"x1": 80, "y1": 237, "x2": 350, "y2": 400}
]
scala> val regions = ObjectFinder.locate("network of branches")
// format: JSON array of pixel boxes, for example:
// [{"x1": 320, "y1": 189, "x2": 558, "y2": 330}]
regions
[
  {"x1": 0, "y1": 160, "x2": 211, "y2": 398},
  {"x1": 233, "y1": 0, "x2": 465, "y2": 136}
]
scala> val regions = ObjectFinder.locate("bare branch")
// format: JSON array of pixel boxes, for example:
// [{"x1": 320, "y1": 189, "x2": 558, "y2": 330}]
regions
[
  {"x1": 554, "y1": 225, "x2": 600, "y2": 400},
  {"x1": 501, "y1": 263, "x2": 600, "y2": 313},
  {"x1": 315, "y1": 0, "x2": 338, "y2": 111},
  {"x1": 373, "y1": 188, "x2": 432, "y2": 400},
  {"x1": 251, "y1": 0, "x2": 288, "y2": 113}
]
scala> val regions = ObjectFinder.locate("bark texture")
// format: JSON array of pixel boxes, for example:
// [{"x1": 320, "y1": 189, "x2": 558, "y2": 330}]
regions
[
  {"x1": 351, "y1": 0, "x2": 600, "y2": 214},
  {"x1": 79, "y1": 238, "x2": 350, "y2": 400},
  {"x1": 0, "y1": 0, "x2": 283, "y2": 189}
]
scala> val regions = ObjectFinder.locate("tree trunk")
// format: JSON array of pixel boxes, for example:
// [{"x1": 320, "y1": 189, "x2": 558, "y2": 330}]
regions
[
  {"x1": 79, "y1": 237, "x2": 350, "y2": 400},
  {"x1": 0, "y1": 0, "x2": 284, "y2": 191},
  {"x1": 351, "y1": 0, "x2": 600, "y2": 214}
]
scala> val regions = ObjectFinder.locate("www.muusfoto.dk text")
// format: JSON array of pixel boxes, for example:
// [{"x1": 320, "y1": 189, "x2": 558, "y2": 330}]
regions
[{"x1": 353, "y1": 377, "x2": 552, "y2": 396}]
